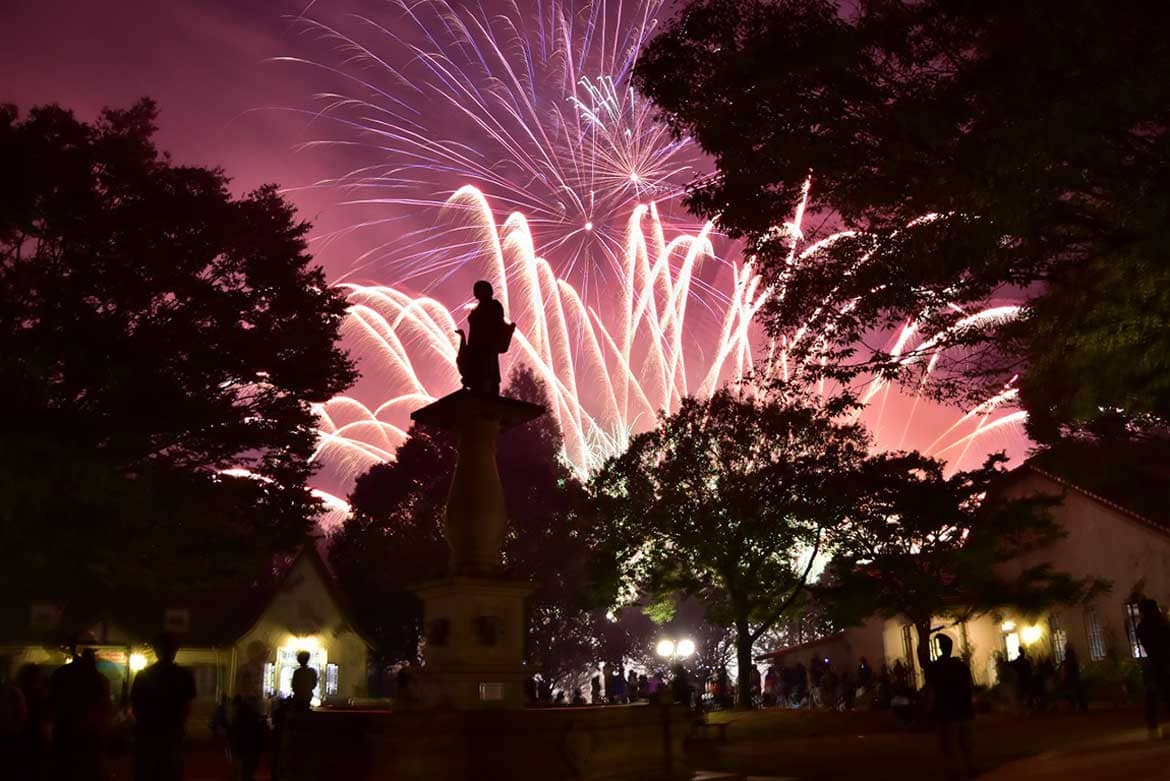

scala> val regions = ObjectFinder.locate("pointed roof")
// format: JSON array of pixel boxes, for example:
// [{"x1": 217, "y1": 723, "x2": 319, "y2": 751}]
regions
[
  {"x1": 214, "y1": 541, "x2": 376, "y2": 650},
  {"x1": 1019, "y1": 439, "x2": 1170, "y2": 534}
]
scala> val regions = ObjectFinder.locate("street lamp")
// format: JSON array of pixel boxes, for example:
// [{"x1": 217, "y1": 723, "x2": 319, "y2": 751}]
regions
[{"x1": 656, "y1": 637, "x2": 695, "y2": 663}]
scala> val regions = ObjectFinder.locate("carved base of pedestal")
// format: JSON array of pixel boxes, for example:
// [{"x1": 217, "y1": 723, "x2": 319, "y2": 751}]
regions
[{"x1": 411, "y1": 576, "x2": 533, "y2": 709}]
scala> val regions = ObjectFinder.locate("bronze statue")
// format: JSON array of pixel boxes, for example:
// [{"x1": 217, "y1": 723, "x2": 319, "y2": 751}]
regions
[{"x1": 455, "y1": 280, "x2": 514, "y2": 396}]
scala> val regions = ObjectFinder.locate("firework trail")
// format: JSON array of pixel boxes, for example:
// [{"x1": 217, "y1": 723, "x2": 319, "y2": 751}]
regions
[
  {"x1": 274, "y1": 0, "x2": 1026, "y2": 509},
  {"x1": 311, "y1": 185, "x2": 1024, "y2": 494},
  {"x1": 279, "y1": 0, "x2": 706, "y2": 303}
]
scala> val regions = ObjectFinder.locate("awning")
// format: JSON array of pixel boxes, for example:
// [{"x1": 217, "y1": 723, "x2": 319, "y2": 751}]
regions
[{"x1": 755, "y1": 631, "x2": 848, "y2": 662}]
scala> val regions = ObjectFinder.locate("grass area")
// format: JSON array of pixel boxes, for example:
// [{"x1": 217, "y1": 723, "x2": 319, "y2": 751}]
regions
[{"x1": 690, "y1": 707, "x2": 1150, "y2": 780}]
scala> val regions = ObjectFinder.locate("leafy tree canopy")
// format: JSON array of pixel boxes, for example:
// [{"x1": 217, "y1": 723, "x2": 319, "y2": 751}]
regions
[
  {"x1": 636, "y1": 0, "x2": 1170, "y2": 440},
  {"x1": 0, "y1": 101, "x2": 357, "y2": 601},
  {"x1": 589, "y1": 385, "x2": 870, "y2": 706}
]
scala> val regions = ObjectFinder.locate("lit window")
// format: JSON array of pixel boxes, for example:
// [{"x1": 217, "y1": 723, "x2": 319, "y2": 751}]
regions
[
  {"x1": 275, "y1": 644, "x2": 327, "y2": 706},
  {"x1": 326, "y1": 664, "x2": 339, "y2": 697},
  {"x1": 1049, "y1": 615, "x2": 1068, "y2": 664},
  {"x1": 1003, "y1": 631, "x2": 1021, "y2": 662},
  {"x1": 263, "y1": 663, "x2": 276, "y2": 698},
  {"x1": 1125, "y1": 603, "x2": 1148, "y2": 659},
  {"x1": 929, "y1": 633, "x2": 953, "y2": 662},
  {"x1": 1085, "y1": 607, "x2": 1106, "y2": 661}
]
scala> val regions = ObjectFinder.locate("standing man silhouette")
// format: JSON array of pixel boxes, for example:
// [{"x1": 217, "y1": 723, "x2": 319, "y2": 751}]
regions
[
  {"x1": 130, "y1": 634, "x2": 196, "y2": 781},
  {"x1": 926, "y1": 634, "x2": 974, "y2": 781},
  {"x1": 290, "y1": 652, "x2": 318, "y2": 712},
  {"x1": 1136, "y1": 598, "x2": 1170, "y2": 737},
  {"x1": 51, "y1": 647, "x2": 112, "y2": 781}
]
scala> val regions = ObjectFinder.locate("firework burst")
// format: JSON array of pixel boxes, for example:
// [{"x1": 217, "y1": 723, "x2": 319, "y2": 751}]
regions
[
  {"x1": 311, "y1": 185, "x2": 1025, "y2": 495},
  {"x1": 279, "y1": 0, "x2": 705, "y2": 300}
]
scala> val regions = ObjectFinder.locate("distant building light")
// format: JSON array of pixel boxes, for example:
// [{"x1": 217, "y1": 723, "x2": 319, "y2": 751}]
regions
[{"x1": 1000, "y1": 620, "x2": 1016, "y2": 632}]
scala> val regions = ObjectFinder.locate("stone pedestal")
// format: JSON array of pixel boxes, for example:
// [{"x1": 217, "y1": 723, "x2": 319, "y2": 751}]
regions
[
  {"x1": 409, "y1": 390, "x2": 544, "y2": 710},
  {"x1": 303, "y1": 388, "x2": 691, "y2": 779},
  {"x1": 412, "y1": 576, "x2": 533, "y2": 709}
]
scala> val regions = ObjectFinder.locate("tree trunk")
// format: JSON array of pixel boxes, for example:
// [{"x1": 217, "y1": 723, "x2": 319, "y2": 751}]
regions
[
  {"x1": 735, "y1": 618, "x2": 755, "y2": 709},
  {"x1": 914, "y1": 616, "x2": 934, "y2": 687}
]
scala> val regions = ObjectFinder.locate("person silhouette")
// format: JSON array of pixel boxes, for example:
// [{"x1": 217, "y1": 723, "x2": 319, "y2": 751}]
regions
[
  {"x1": 14, "y1": 663, "x2": 48, "y2": 778},
  {"x1": 455, "y1": 281, "x2": 512, "y2": 396},
  {"x1": 50, "y1": 647, "x2": 112, "y2": 781},
  {"x1": 926, "y1": 634, "x2": 974, "y2": 781},
  {"x1": 1136, "y1": 598, "x2": 1170, "y2": 737},
  {"x1": 130, "y1": 633, "x2": 196, "y2": 781},
  {"x1": 228, "y1": 641, "x2": 269, "y2": 781},
  {"x1": 290, "y1": 652, "x2": 318, "y2": 712}
]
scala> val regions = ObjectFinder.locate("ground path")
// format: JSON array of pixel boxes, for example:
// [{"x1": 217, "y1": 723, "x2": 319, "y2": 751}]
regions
[
  {"x1": 693, "y1": 706, "x2": 1164, "y2": 780},
  {"x1": 98, "y1": 705, "x2": 1164, "y2": 779}
]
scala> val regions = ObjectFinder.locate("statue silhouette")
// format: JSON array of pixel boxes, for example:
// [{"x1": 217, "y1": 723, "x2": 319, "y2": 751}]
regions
[{"x1": 456, "y1": 281, "x2": 514, "y2": 396}]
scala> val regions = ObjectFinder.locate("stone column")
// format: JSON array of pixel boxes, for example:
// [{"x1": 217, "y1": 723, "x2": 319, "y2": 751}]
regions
[{"x1": 408, "y1": 389, "x2": 544, "y2": 709}]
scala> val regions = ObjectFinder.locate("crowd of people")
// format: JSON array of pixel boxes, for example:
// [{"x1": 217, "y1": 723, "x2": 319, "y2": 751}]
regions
[
  {"x1": 0, "y1": 635, "x2": 321, "y2": 781},
  {"x1": 527, "y1": 663, "x2": 698, "y2": 707}
]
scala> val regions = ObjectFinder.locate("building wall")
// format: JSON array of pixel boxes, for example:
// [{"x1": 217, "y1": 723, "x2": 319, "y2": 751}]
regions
[
  {"x1": 863, "y1": 470, "x2": 1170, "y2": 688},
  {"x1": 231, "y1": 554, "x2": 369, "y2": 702},
  {"x1": 995, "y1": 471, "x2": 1170, "y2": 671}
]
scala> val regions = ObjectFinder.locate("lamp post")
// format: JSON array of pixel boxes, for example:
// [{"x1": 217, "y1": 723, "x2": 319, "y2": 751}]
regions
[{"x1": 655, "y1": 637, "x2": 696, "y2": 664}]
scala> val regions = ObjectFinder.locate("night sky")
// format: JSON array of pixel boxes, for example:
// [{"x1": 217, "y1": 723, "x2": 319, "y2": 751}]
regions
[
  {"x1": 2, "y1": 0, "x2": 377, "y2": 280},
  {"x1": 1, "y1": 0, "x2": 1030, "y2": 504}
]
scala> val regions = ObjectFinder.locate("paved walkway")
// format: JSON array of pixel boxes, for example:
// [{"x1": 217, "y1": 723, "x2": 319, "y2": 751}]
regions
[{"x1": 984, "y1": 729, "x2": 1170, "y2": 780}]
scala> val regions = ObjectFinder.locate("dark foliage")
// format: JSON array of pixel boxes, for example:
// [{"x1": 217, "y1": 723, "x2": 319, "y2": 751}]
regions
[
  {"x1": 636, "y1": 0, "x2": 1170, "y2": 440},
  {"x1": 0, "y1": 101, "x2": 357, "y2": 603},
  {"x1": 589, "y1": 385, "x2": 870, "y2": 706}
]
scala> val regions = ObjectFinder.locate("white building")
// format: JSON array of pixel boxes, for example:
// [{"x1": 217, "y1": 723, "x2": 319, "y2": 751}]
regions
[
  {"x1": 767, "y1": 450, "x2": 1170, "y2": 690},
  {"x1": 894, "y1": 455, "x2": 1170, "y2": 688}
]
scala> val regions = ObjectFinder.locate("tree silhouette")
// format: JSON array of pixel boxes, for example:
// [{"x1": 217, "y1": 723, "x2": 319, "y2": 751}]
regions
[
  {"x1": 821, "y1": 452, "x2": 1105, "y2": 674},
  {"x1": 0, "y1": 100, "x2": 357, "y2": 600},
  {"x1": 636, "y1": 0, "x2": 1170, "y2": 441},
  {"x1": 331, "y1": 365, "x2": 625, "y2": 688},
  {"x1": 589, "y1": 386, "x2": 869, "y2": 707}
]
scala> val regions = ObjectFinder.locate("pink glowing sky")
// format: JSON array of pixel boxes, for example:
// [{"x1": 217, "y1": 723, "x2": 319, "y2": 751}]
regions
[
  {"x1": 2, "y1": 0, "x2": 386, "y2": 280},
  {"x1": 1, "y1": 0, "x2": 1031, "y2": 501}
]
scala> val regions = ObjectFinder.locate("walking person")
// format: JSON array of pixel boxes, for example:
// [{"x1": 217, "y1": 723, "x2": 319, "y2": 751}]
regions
[
  {"x1": 1060, "y1": 647, "x2": 1087, "y2": 712},
  {"x1": 926, "y1": 635, "x2": 975, "y2": 781},
  {"x1": 130, "y1": 633, "x2": 197, "y2": 781},
  {"x1": 609, "y1": 664, "x2": 626, "y2": 704},
  {"x1": 1012, "y1": 648, "x2": 1033, "y2": 711},
  {"x1": 1136, "y1": 598, "x2": 1170, "y2": 738}
]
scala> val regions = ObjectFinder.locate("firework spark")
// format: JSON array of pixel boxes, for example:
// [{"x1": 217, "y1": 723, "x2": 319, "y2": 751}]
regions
[
  {"x1": 311, "y1": 185, "x2": 1025, "y2": 495},
  {"x1": 273, "y1": 0, "x2": 1026, "y2": 511},
  {"x1": 279, "y1": 0, "x2": 705, "y2": 301}
]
